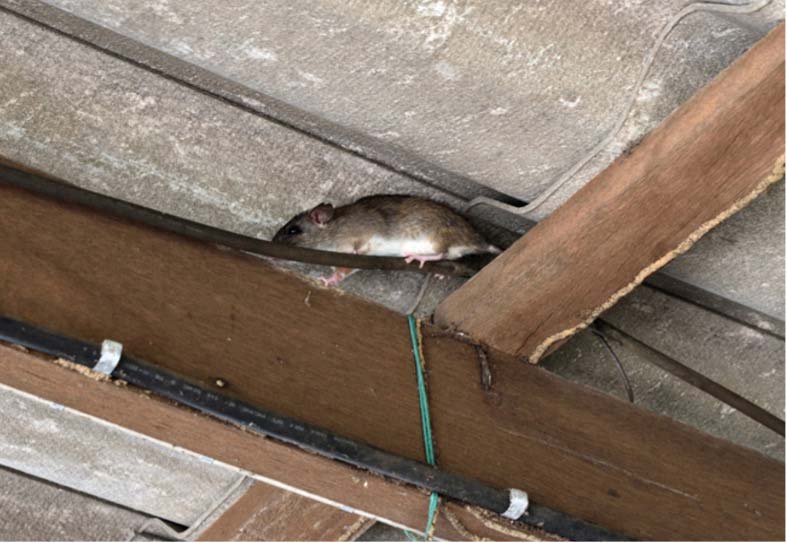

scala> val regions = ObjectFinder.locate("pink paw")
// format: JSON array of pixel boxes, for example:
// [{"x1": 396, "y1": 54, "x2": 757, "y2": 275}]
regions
[
  {"x1": 403, "y1": 255, "x2": 425, "y2": 269},
  {"x1": 319, "y1": 275, "x2": 340, "y2": 287},
  {"x1": 319, "y1": 267, "x2": 352, "y2": 287},
  {"x1": 403, "y1": 253, "x2": 444, "y2": 269}
]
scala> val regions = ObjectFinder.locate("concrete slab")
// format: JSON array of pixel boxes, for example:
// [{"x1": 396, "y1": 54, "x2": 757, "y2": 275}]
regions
[
  {"x1": 0, "y1": 9, "x2": 460, "y2": 243},
  {"x1": 40, "y1": 0, "x2": 783, "y2": 213},
  {"x1": 0, "y1": 466, "x2": 157, "y2": 541},
  {"x1": 663, "y1": 180, "x2": 785, "y2": 319},
  {"x1": 536, "y1": 5, "x2": 783, "y2": 218},
  {"x1": 0, "y1": 383, "x2": 244, "y2": 526},
  {"x1": 358, "y1": 522, "x2": 407, "y2": 542},
  {"x1": 541, "y1": 285, "x2": 785, "y2": 460}
]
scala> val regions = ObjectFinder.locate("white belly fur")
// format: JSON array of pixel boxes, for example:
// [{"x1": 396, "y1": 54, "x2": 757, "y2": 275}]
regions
[{"x1": 363, "y1": 235, "x2": 437, "y2": 257}]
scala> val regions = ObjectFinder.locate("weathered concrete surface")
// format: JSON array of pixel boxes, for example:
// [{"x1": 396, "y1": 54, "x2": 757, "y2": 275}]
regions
[
  {"x1": 663, "y1": 180, "x2": 785, "y2": 319},
  {"x1": 41, "y1": 0, "x2": 783, "y2": 214},
  {"x1": 541, "y1": 285, "x2": 785, "y2": 460},
  {"x1": 537, "y1": 4, "x2": 784, "y2": 218},
  {"x1": 0, "y1": 466, "x2": 159, "y2": 541},
  {"x1": 358, "y1": 522, "x2": 406, "y2": 542},
  {"x1": 0, "y1": 10, "x2": 460, "y2": 242},
  {"x1": 0, "y1": 384, "x2": 245, "y2": 526}
]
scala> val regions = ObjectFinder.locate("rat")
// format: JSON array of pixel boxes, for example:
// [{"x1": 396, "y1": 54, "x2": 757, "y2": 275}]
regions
[{"x1": 273, "y1": 195, "x2": 500, "y2": 286}]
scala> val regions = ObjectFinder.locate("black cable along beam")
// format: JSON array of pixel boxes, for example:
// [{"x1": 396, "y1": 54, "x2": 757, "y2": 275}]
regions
[
  {"x1": 4, "y1": 159, "x2": 783, "y2": 343},
  {"x1": 642, "y1": 273, "x2": 785, "y2": 340},
  {"x1": 596, "y1": 321, "x2": 785, "y2": 437},
  {"x1": 0, "y1": 316, "x2": 626, "y2": 541},
  {"x1": 2, "y1": 161, "x2": 782, "y2": 438},
  {"x1": 0, "y1": 163, "x2": 483, "y2": 277}
]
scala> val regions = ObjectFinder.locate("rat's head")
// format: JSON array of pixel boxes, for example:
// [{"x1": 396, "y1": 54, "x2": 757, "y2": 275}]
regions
[{"x1": 273, "y1": 203, "x2": 335, "y2": 247}]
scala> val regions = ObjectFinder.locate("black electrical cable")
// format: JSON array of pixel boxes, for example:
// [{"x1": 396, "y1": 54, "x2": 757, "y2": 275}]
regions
[
  {"x1": 596, "y1": 320, "x2": 785, "y2": 437},
  {"x1": 4, "y1": 160, "x2": 780, "y2": 340},
  {"x1": 0, "y1": 316, "x2": 628, "y2": 541},
  {"x1": 0, "y1": 163, "x2": 483, "y2": 277},
  {"x1": 591, "y1": 325, "x2": 635, "y2": 404}
]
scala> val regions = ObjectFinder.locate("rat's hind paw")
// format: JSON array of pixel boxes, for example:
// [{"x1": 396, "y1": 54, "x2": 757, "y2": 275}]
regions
[{"x1": 403, "y1": 253, "x2": 445, "y2": 269}]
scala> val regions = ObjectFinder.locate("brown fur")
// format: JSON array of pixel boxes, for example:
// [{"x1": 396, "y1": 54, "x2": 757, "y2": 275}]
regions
[{"x1": 273, "y1": 195, "x2": 497, "y2": 258}]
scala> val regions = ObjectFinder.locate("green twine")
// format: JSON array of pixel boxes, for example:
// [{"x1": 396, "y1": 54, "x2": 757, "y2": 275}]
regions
[
  {"x1": 405, "y1": 314, "x2": 440, "y2": 541},
  {"x1": 408, "y1": 315, "x2": 436, "y2": 465}
]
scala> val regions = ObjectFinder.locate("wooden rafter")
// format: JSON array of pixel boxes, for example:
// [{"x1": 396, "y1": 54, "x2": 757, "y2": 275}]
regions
[
  {"x1": 0, "y1": 344, "x2": 549, "y2": 541},
  {"x1": 0, "y1": 170, "x2": 782, "y2": 539},
  {"x1": 435, "y1": 23, "x2": 785, "y2": 363}
]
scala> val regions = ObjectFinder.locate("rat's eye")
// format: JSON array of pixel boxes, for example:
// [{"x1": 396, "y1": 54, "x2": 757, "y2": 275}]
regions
[{"x1": 286, "y1": 225, "x2": 302, "y2": 236}]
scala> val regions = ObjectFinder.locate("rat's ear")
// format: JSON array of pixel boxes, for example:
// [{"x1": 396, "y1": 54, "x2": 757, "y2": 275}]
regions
[{"x1": 309, "y1": 203, "x2": 334, "y2": 226}]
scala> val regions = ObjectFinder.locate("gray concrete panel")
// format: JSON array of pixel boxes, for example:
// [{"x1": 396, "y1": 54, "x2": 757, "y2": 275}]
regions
[
  {"x1": 663, "y1": 180, "x2": 785, "y2": 319},
  {"x1": 0, "y1": 466, "x2": 155, "y2": 541},
  {"x1": 0, "y1": 384, "x2": 243, "y2": 526},
  {"x1": 42, "y1": 0, "x2": 783, "y2": 212},
  {"x1": 0, "y1": 10, "x2": 459, "y2": 242},
  {"x1": 541, "y1": 286, "x2": 785, "y2": 460}
]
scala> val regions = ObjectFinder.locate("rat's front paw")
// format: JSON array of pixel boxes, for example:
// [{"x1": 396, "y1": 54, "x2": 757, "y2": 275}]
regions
[
  {"x1": 319, "y1": 274, "x2": 341, "y2": 287},
  {"x1": 319, "y1": 267, "x2": 353, "y2": 287}
]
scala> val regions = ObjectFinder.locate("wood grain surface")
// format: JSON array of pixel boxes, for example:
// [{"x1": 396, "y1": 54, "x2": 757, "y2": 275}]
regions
[
  {"x1": 435, "y1": 23, "x2": 786, "y2": 363},
  {"x1": 0, "y1": 344, "x2": 551, "y2": 541},
  {"x1": 0, "y1": 176, "x2": 783, "y2": 539}
]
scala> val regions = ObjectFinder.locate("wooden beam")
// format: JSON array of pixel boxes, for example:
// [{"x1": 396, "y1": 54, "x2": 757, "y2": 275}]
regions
[
  {"x1": 0, "y1": 176, "x2": 783, "y2": 539},
  {"x1": 0, "y1": 344, "x2": 550, "y2": 542},
  {"x1": 435, "y1": 23, "x2": 785, "y2": 363},
  {"x1": 197, "y1": 482, "x2": 374, "y2": 541}
]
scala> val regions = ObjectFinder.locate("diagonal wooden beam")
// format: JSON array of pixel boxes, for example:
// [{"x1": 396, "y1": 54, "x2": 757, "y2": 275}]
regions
[
  {"x1": 0, "y1": 168, "x2": 783, "y2": 540},
  {"x1": 435, "y1": 23, "x2": 785, "y2": 363}
]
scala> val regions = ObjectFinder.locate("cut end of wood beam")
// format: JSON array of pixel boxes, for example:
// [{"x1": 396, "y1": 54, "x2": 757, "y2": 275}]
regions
[{"x1": 528, "y1": 156, "x2": 785, "y2": 364}]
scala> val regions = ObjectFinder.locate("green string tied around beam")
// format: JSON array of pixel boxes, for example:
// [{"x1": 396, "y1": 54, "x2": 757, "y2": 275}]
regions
[{"x1": 405, "y1": 314, "x2": 440, "y2": 541}]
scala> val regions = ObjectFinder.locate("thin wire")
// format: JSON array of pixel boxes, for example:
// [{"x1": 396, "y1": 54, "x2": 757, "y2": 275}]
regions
[
  {"x1": 591, "y1": 326, "x2": 635, "y2": 404},
  {"x1": 463, "y1": 0, "x2": 772, "y2": 219},
  {"x1": 404, "y1": 273, "x2": 432, "y2": 316},
  {"x1": 0, "y1": 164, "x2": 473, "y2": 277}
]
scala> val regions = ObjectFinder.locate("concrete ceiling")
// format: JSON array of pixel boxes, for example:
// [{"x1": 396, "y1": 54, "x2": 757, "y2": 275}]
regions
[
  {"x1": 0, "y1": 2, "x2": 783, "y2": 538},
  {"x1": 44, "y1": 0, "x2": 785, "y2": 215}
]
